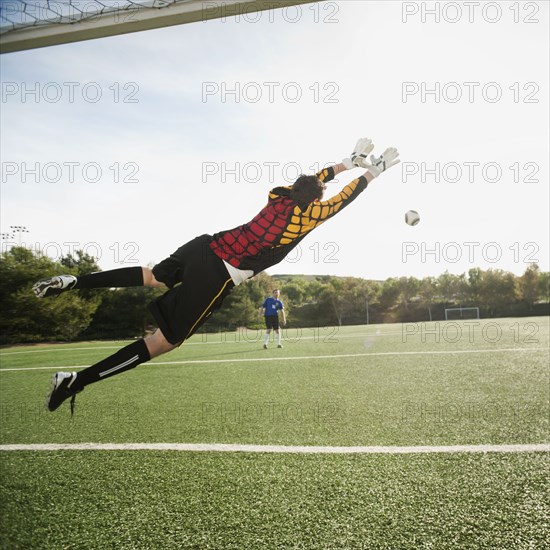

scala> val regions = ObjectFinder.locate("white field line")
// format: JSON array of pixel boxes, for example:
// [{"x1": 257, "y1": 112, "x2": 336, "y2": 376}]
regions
[
  {"x1": 0, "y1": 331, "x2": 401, "y2": 356},
  {"x1": 0, "y1": 443, "x2": 548, "y2": 454},
  {"x1": 3, "y1": 321, "x2": 548, "y2": 357},
  {"x1": 0, "y1": 347, "x2": 547, "y2": 372},
  {"x1": 0, "y1": 346, "x2": 133, "y2": 356}
]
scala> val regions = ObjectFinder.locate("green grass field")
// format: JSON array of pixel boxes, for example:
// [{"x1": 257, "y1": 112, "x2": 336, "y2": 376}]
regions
[{"x1": 1, "y1": 318, "x2": 548, "y2": 549}]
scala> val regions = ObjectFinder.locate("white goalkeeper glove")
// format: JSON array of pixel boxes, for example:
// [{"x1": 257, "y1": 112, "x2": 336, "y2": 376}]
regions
[
  {"x1": 342, "y1": 138, "x2": 375, "y2": 170},
  {"x1": 364, "y1": 147, "x2": 400, "y2": 178}
]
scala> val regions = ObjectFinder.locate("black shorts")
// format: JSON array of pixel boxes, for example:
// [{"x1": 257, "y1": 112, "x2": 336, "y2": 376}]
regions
[
  {"x1": 149, "y1": 235, "x2": 235, "y2": 345},
  {"x1": 264, "y1": 315, "x2": 280, "y2": 330}
]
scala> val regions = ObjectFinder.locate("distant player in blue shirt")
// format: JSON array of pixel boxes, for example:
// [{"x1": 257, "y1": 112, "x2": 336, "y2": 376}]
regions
[{"x1": 260, "y1": 289, "x2": 286, "y2": 349}]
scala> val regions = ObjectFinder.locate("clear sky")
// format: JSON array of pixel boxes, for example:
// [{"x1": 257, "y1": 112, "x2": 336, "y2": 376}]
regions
[{"x1": 1, "y1": 0, "x2": 548, "y2": 281}]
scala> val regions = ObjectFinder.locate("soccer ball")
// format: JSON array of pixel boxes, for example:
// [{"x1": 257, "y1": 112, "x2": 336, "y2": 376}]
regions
[{"x1": 405, "y1": 210, "x2": 420, "y2": 226}]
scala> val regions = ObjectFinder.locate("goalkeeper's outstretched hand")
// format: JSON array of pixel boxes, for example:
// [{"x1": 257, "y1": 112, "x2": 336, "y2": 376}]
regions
[
  {"x1": 342, "y1": 138, "x2": 375, "y2": 170},
  {"x1": 364, "y1": 147, "x2": 400, "y2": 178}
]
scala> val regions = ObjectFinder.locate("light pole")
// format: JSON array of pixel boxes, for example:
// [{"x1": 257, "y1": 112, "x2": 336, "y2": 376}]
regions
[
  {"x1": 1, "y1": 232, "x2": 14, "y2": 254},
  {"x1": 1, "y1": 232, "x2": 13, "y2": 250},
  {"x1": 9, "y1": 225, "x2": 29, "y2": 246}
]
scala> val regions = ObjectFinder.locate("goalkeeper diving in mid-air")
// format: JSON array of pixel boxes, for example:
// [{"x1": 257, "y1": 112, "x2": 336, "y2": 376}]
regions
[{"x1": 32, "y1": 139, "x2": 400, "y2": 414}]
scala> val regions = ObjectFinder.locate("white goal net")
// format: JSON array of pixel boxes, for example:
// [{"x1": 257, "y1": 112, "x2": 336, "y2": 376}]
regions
[
  {"x1": 1, "y1": 1, "x2": 194, "y2": 33},
  {"x1": 1, "y1": 0, "x2": 318, "y2": 53},
  {"x1": 444, "y1": 307, "x2": 480, "y2": 321}
]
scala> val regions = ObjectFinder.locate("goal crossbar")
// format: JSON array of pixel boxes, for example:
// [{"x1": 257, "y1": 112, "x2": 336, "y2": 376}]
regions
[{"x1": 0, "y1": 0, "x2": 320, "y2": 54}]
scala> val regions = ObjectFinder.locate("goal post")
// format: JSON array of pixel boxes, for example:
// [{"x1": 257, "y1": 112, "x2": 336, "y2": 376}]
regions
[
  {"x1": 444, "y1": 307, "x2": 480, "y2": 321},
  {"x1": 0, "y1": 0, "x2": 321, "y2": 54}
]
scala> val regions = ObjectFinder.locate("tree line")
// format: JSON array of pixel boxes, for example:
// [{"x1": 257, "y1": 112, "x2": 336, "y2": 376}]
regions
[{"x1": 0, "y1": 246, "x2": 548, "y2": 344}]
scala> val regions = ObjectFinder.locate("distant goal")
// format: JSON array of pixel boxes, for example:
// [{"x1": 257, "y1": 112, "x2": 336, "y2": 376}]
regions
[
  {"x1": 444, "y1": 307, "x2": 480, "y2": 321},
  {"x1": 0, "y1": 0, "x2": 320, "y2": 53}
]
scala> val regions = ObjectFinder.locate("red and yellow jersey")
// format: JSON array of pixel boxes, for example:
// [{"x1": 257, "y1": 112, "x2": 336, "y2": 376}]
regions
[{"x1": 209, "y1": 166, "x2": 369, "y2": 274}]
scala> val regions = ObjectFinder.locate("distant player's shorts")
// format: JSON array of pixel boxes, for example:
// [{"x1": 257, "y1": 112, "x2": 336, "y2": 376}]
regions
[
  {"x1": 150, "y1": 234, "x2": 235, "y2": 345},
  {"x1": 264, "y1": 315, "x2": 280, "y2": 330}
]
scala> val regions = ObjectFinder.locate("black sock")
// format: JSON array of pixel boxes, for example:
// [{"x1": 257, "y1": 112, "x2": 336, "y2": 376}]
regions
[
  {"x1": 73, "y1": 339, "x2": 151, "y2": 390},
  {"x1": 74, "y1": 267, "x2": 144, "y2": 289}
]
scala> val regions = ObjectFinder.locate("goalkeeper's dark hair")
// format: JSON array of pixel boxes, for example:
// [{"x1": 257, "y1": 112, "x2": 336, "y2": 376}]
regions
[{"x1": 290, "y1": 175, "x2": 325, "y2": 207}]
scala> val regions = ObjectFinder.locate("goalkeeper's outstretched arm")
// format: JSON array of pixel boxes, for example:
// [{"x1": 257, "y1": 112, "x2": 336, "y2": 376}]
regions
[
  {"x1": 319, "y1": 138, "x2": 401, "y2": 184},
  {"x1": 320, "y1": 162, "x2": 376, "y2": 185}
]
